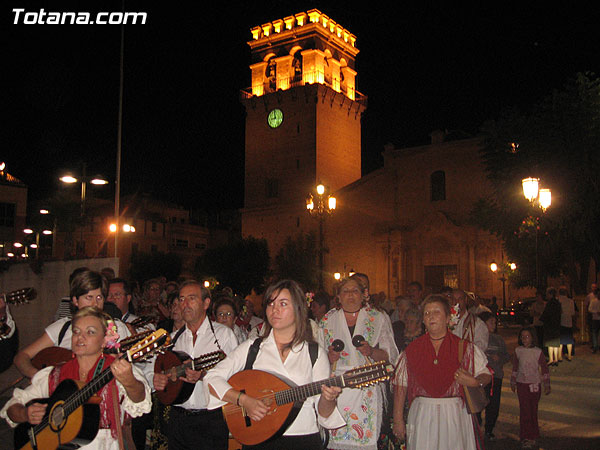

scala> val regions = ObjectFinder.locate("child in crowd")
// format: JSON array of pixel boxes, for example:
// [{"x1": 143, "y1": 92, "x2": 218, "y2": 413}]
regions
[
  {"x1": 479, "y1": 312, "x2": 510, "y2": 441},
  {"x1": 511, "y1": 326, "x2": 551, "y2": 449}
]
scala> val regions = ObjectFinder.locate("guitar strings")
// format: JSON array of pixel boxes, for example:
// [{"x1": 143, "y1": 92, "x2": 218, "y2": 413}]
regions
[
  {"x1": 32, "y1": 333, "x2": 166, "y2": 437},
  {"x1": 223, "y1": 365, "x2": 388, "y2": 416}
]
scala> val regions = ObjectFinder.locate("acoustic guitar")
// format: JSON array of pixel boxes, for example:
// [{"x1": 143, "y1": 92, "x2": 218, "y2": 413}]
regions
[
  {"x1": 14, "y1": 329, "x2": 171, "y2": 450},
  {"x1": 1, "y1": 287, "x2": 37, "y2": 339},
  {"x1": 31, "y1": 329, "x2": 158, "y2": 370},
  {"x1": 223, "y1": 361, "x2": 393, "y2": 445},
  {"x1": 154, "y1": 350, "x2": 226, "y2": 405}
]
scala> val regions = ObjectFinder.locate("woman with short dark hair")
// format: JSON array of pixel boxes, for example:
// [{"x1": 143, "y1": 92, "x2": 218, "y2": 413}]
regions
[
  {"x1": 213, "y1": 296, "x2": 248, "y2": 344},
  {"x1": 393, "y1": 295, "x2": 492, "y2": 449}
]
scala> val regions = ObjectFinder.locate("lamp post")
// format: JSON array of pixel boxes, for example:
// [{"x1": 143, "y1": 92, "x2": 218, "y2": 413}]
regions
[
  {"x1": 60, "y1": 163, "x2": 108, "y2": 257},
  {"x1": 490, "y1": 252, "x2": 516, "y2": 308},
  {"x1": 522, "y1": 178, "x2": 552, "y2": 289},
  {"x1": 23, "y1": 227, "x2": 53, "y2": 259},
  {"x1": 306, "y1": 183, "x2": 336, "y2": 290},
  {"x1": 60, "y1": 163, "x2": 108, "y2": 219}
]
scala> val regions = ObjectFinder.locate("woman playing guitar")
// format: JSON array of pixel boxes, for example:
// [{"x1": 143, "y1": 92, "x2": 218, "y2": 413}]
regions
[
  {"x1": 1, "y1": 307, "x2": 152, "y2": 449},
  {"x1": 205, "y1": 279, "x2": 345, "y2": 449},
  {"x1": 14, "y1": 270, "x2": 131, "y2": 379}
]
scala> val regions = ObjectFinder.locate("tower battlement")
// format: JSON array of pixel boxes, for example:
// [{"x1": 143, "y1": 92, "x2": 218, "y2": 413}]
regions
[{"x1": 244, "y1": 9, "x2": 363, "y2": 102}]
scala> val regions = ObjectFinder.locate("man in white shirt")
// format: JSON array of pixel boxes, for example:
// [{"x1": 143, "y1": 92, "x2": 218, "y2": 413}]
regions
[
  {"x1": 153, "y1": 280, "x2": 238, "y2": 450},
  {"x1": 451, "y1": 289, "x2": 489, "y2": 352}
]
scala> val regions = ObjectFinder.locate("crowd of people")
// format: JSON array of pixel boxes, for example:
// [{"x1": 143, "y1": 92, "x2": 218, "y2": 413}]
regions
[{"x1": 1, "y1": 267, "x2": 598, "y2": 450}]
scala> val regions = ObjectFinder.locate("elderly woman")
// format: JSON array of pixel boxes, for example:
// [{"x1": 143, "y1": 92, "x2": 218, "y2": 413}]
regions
[
  {"x1": 319, "y1": 277, "x2": 399, "y2": 450},
  {"x1": 1, "y1": 307, "x2": 151, "y2": 449},
  {"x1": 213, "y1": 296, "x2": 248, "y2": 344},
  {"x1": 395, "y1": 306, "x2": 423, "y2": 353},
  {"x1": 393, "y1": 295, "x2": 491, "y2": 450}
]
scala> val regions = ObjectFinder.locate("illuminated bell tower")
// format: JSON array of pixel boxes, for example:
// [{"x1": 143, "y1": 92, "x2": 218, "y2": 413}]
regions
[{"x1": 241, "y1": 9, "x2": 367, "y2": 253}]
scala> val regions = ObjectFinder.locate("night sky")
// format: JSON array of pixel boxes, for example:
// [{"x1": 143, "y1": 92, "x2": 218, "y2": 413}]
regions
[{"x1": 6, "y1": 1, "x2": 599, "y2": 213}]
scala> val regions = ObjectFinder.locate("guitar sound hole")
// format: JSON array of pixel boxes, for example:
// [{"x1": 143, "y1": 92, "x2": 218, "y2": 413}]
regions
[{"x1": 50, "y1": 405, "x2": 65, "y2": 429}]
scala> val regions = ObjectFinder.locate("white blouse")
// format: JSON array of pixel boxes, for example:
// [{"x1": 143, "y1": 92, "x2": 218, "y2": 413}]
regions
[{"x1": 204, "y1": 332, "x2": 345, "y2": 436}]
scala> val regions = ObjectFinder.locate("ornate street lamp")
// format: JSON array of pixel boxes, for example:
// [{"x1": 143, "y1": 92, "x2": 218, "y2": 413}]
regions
[
  {"x1": 490, "y1": 254, "x2": 516, "y2": 309},
  {"x1": 522, "y1": 177, "x2": 552, "y2": 289},
  {"x1": 306, "y1": 183, "x2": 336, "y2": 289},
  {"x1": 521, "y1": 177, "x2": 539, "y2": 203}
]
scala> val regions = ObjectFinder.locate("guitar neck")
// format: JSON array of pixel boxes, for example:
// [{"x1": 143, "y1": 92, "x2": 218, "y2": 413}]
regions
[
  {"x1": 173, "y1": 352, "x2": 224, "y2": 378},
  {"x1": 60, "y1": 360, "x2": 117, "y2": 417},
  {"x1": 275, "y1": 374, "x2": 344, "y2": 406}
]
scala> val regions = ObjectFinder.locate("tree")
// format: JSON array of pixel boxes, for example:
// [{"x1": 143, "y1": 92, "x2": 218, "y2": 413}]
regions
[
  {"x1": 274, "y1": 232, "x2": 319, "y2": 291},
  {"x1": 195, "y1": 236, "x2": 269, "y2": 296},
  {"x1": 129, "y1": 251, "x2": 182, "y2": 285},
  {"x1": 473, "y1": 72, "x2": 600, "y2": 293}
]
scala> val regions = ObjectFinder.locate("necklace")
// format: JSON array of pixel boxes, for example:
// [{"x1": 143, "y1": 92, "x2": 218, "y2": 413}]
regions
[
  {"x1": 429, "y1": 334, "x2": 446, "y2": 341},
  {"x1": 343, "y1": 309, "x2": 360, "y2": 317},
  {"x1": 429, "y1": 334, "x2": 446, "y2": 364}
]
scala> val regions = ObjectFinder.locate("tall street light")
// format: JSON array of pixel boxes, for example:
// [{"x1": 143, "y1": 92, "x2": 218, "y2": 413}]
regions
[
  {"x1": 490, "y1": 252, "x2": 516, "y2": 309},
  {"x1": 306, "y1": 184, "x2": 336, "y2": 290},
  {"x1": 60, "y1": 163, "x2": 108, "y2": 256},
  {"x1": 60, "y1": 164, "x2": 109, "y2": 219},
  {"x1": 522, "y1": 177, "x2": 552, "y2": 289},
  {"x1": 23, "y1": 227, "x2": 53, "y2": 259}
]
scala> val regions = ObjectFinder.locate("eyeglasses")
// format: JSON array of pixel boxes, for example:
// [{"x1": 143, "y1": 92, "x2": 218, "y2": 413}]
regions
[
  {"x1": 217, "y1": 311, "x2": 233, "y2": 318},
  {"x1": 82, "y1": 294, "x2": 104, "y2": 302},
  {"x1": 108, "y1": 292, "x2": 124, "y2": 298},
  {"x1": 341, "y1": 288, "x2": 361, "y2": 295}
]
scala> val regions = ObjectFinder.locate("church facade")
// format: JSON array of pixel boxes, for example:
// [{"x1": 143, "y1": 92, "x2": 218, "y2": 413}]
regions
[{"x1": 240, "y1": 9, "x2": 504, "y2": 299}]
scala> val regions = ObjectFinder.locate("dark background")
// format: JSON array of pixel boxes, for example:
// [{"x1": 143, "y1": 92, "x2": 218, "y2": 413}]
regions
[{"x1": 5, "y1": 1, "x2": 599, "y2": 211}]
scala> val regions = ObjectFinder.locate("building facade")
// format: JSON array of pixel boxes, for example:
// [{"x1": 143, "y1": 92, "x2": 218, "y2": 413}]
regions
[
  {"x1": 0, "y1": 165, "x2": 28, "y2": 259},
  {"x1": 52, "y1": 194, "x2": 236, "y2": 277},
  {"x1": 240, "y1": 10, "x2": 506, "y2": 299}
]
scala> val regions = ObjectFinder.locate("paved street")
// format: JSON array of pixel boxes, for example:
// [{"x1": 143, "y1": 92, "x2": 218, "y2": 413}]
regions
[
  {"x1": 1, "y1": 325, "x2": 598, "y2": 449},
  {"x1": 486, "y1": 325, "x2": 600, "y2": 450}
]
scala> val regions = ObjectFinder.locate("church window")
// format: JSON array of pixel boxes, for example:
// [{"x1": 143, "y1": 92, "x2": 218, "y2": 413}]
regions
[
  {"x1": 266, "y1": 178, "x2": 279, "y2": 198},
  {"x1": 0, "y1": 203, "x2": 15, "y2": 227},
  {"x1": 431, "y1": 170, "x2": 446, "y2": 201}
]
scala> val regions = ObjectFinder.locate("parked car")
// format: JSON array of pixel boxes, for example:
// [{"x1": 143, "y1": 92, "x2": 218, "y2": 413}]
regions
[{"x1": 497, "y1": 297, "x2": 536, "y2": 326}]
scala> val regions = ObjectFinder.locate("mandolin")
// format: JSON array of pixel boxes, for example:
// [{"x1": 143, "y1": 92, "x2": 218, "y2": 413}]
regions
[
  {"x1": 223, "y1": 361, "x2": 393, "y2": 445},
  {"x1": 14, "y1": 329, "x2": 171, "y2": 450},
  {"x1": 154, "y1": 350, "x2": 226, "y2": 405},
  {"x1": 31, "y1": 329, "x2": 158, "y2": 370}
]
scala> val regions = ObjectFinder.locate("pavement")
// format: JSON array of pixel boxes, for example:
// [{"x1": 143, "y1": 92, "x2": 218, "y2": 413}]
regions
[
  {"x1": 1, "y1": 326, "x2": 599, "y2": 449},
  {"x1": 486, "y1": 325, "x2": 600, "y2": 450}
]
